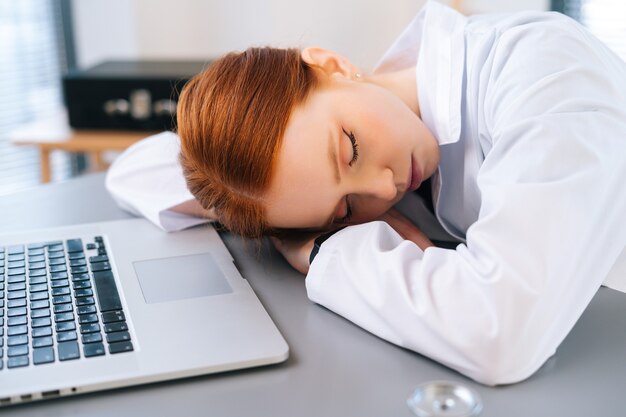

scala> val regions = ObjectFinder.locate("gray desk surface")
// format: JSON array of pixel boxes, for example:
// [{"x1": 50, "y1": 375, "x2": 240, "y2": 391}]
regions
[{"x1": 2, "y1": 173, "x2": 625, "y2": 417}]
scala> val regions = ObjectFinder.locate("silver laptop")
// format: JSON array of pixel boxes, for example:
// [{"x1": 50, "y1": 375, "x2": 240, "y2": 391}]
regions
[{"x1": 0, "y1": 218, "x2": 289, "y2": 405}]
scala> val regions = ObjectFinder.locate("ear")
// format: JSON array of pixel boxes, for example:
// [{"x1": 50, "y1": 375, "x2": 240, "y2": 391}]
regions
[{"x1": 301, "y1": 47, "x2": 359, "y2": 79}]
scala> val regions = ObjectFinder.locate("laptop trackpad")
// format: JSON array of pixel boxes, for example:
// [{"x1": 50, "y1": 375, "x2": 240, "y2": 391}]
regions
[{"x1": 134, "y1": 253, "x2": 233, "y2": 304}]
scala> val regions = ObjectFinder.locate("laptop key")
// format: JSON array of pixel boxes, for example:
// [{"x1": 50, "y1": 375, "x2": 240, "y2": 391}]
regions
[
  {"x1": 28, "y1": 254, "x2": 45, "y2": 262},
  {"x1": 8, "y1": 344, "x2": 29, "y2": 357},
  {"x1": 8, "y1": 335, "x2": 29, "y2": 346},
  {"x1": 78, "y1": 314, "x2": 98, "y2": 324},
  {"x1": 56, "y1": 321, "x2": 76, "y2": 332},
  {"x1": 48, "y1": 257, "x2": 64, "y2": 265},
  {"x1": 7, "y1": 290, "x2": 26, "y2": 299},
  {"x1": 90, "y1": 262, "x2": 111, "y2": 272},
  {"x1": 32, "y1": 327, "x2": 52, "y2": 337},
  {"x1": 73, "y1": 280, "x2": 91, "y2": 290},
  {"x1": 30, "y1": 291, "x2": 49, "y2": 301},
  {"x1": 50, "y1": 264, "x2": 67, "y2": 273},
  {"x1": 8, "y1": 307, "x2": 27, "y2": 317},
  {"x1": 51, "y1": 279, "x2": 69, "y2": 288},
  {"x1": 80, "y1": 323, "x2": 100, "y2": 334},
  {"x1": 76, "y1": 296, "x2": 95, "y2": 306},
  {"x1": 89, "y1": 255, "x2": 109, "y2": 263},
  {"x1": 31, "y1": 318, "x2": 52, "y2": 328},
  {"x1": 7, "y1": 267, "x2": 26, "y2": 275},
  {"x1": 33, "y1": 347, "x2": 55, "y2": 364},
  {"x1": 31, "y1": 308, "x2": 51, "y2": 319},
  {"x1": 48, "y1": 244, "x2": 64, "y2": 252},
  {"x1": 106, "y1": 331, "x2": 131, "y2": 344},
  {"x1": 72, "y1": 273, "x2": 90, "y2": 282},
  {"x1": 58, "y1": 341, "x2": 80, "y2": 361},
  {"x1": 83, "y1": 343, "x2": 106, "y2": 358},
  {"x1": 66, "y1": 239, "x2": 83, "y2": 253},
  {"x1": 53, "y1": 303, "x2": 73, "y2": 314},
  {"x1": 28, "y1": 248, "x2": 45, "y2": 256},
  {"x1": 104, "y1": 321, "x2": 128, "y2": 333},
  {"x1": 8, "y1": 316, "x2": 28, "y2": 326},
  {"x1": 8, "y1": 275, "x2": 26, "y2": 283},
  {"x1": 7, "y1": 248, "x2": 23, "y2": 258},
  {"x1": 51, "y1": 287, "x2": 71, "y2": 296},
  {"x1": 8, "y1": 282, "x2": 26, "y2": 291},
  {"x1": 71, "y1": 266, "x2": 88, "y2": 274},
  {"x1": 101, "y1": 310, "x2": 125, "y2": 323},
  {"x1": 53, "y1": 295, "x2": 72, "y2": 304},
  {"x1": 8, "y1": 250, "x2": 25, "y2": 259},
  {"x1": 57, "y1": 331, "x2": 78, "y2": 342},
  {"x1": 108, "y1": 341, "x2": 133, "y2": 354},
  {"x1": 8, "y1": 298, "x2": 26, "y2": 308},
  {"x1": 69, "y1": 252, "x2": 85, "y2": 260},
  {"x1": 69, "y1": 258, "x2": 86, "y2": 267},
  {"x1": 8, "y1": 325, "x2": 27, "y2": 336},
  {"x1": 51, "y1": 271, "x2": 68, "y2": 280},
  {"x1": 29, "y1": 276, "x2": 47, "y2": 285},
  {"x1": 82, "y1": 333, "x2": 103, "y2": 344},
  {"x1": 92, "y1": 271, "x2": 123, "y2": 312},
  {"x1": 33, "y1": 336, "x2": 54, "y2": 348},
  {"x1": 8, "y1": 355, "x2": 29, "y2": 368},
  {"x1": 54, "y1": 312, "x2": 75, "y2": 322},
  {"x1": 75, "y1": 289, "x2": 93, "y2": 297},
  {"x1": 29, "y1": 269, "x2": 47, "y2": 277},
  {"x1": 29, "y1": 283, "x2": 48, "y2": 293},
  {"x1": 28, "y1": 261, "x2": 46, "y2": 270},
  {"x1": 8, "y1": 260, "x2": 26, "y2": 268},
  {"x1": 77, "y1": 305, "x2": 96, "y2": 315}
]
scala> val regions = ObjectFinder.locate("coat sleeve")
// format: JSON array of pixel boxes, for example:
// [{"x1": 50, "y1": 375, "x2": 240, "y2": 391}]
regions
[
  {"x1": 305, "y1": 17, "x2": 626, "y2": 385},
  {"x1": 105, "y1": 131, "x2": 212, "y2": 231}
]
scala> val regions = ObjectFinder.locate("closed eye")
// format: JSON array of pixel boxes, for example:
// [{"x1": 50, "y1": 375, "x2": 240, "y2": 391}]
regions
[{"x1": 342, "y1": 128, "x2": 359, "y2": 166}]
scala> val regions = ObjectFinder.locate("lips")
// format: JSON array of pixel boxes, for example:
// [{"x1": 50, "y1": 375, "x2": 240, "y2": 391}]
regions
[{"x1": 408, "y1": 156, "x2": 422, "y2": 192}]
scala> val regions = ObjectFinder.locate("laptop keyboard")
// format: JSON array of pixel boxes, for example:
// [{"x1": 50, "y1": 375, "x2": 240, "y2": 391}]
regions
[{"x1": 0, "y1": 236, "x2": 133, "y2": 370}]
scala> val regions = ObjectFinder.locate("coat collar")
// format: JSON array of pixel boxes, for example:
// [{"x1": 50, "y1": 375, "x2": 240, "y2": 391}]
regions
[{"x1": 374, "y1": 1, "x2": 467, "y2": 146}]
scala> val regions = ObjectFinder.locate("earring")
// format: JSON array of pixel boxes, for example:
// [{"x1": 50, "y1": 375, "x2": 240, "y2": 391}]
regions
[{"x1": 354, "y1": 72, "x2": 362, "y2": 81}]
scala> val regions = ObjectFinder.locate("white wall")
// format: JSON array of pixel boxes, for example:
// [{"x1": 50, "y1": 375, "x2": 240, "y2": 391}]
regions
[
  {"x1": 72, "y1": 0, "x2": 549, "y2": 71},
  {"x1": 72, "y1": 0, "x2": 138, "y2": 68}
]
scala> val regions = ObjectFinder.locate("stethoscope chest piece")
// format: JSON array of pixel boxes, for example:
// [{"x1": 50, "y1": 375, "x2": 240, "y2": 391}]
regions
[{"x1": 407, "y1": 381, "x2": 482, "y2": 417}]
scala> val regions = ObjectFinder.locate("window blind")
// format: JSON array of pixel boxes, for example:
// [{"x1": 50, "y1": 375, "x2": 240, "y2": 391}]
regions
[{"x1": 0, "y1": 0, "x2": 74, "y2": 196}]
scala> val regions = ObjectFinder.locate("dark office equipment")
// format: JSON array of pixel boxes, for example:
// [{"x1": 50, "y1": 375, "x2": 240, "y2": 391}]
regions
[{"x1": 63, "y1": 60, "x2": 210, "y2": 131}]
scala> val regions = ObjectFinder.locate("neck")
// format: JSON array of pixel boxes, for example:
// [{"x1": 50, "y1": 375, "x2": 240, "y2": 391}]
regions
[{"x1": 365, "y1": 66, "x2": 420, "y2": 118}]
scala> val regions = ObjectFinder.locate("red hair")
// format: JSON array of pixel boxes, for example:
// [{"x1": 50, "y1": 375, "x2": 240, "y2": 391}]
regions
[{"x1": 177, "y1": 47, "x2": 320, "y2": 238}]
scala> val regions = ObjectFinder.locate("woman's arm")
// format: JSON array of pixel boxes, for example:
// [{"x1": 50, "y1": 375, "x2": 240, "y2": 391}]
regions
[
  {"x1": 169, "y1": 198, "x2": 218, "y2": 219},
  {"x1": 272, "y1": 208, "x2": 434, "y2": 274},
  {"x1": 105, "y1": 131, "x2": 213, "y2": 231}
]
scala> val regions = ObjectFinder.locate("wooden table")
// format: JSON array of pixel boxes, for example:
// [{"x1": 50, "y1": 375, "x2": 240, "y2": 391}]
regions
[{"x1": 13, "y1": 130, "x2": 157, "y2": 183}]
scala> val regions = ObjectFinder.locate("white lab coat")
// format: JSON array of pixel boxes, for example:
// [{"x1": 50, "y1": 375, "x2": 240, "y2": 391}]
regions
[{"x1": 106, "y1": 2, "x2": 626, "y2": 385}]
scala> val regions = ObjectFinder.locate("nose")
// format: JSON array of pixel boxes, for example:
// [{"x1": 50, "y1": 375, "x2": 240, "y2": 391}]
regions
[{"x1": 364, "y1": 167, "x2": 397, "y2": 200}]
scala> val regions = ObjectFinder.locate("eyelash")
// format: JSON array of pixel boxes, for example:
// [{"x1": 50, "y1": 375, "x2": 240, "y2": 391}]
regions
[
  {"x1": 337, "y1": 128, "x2": 358, "y2": 223},
  {"x1": 342, "y1": 128, "x2": 359, "y2": 166}
]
